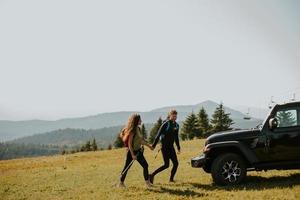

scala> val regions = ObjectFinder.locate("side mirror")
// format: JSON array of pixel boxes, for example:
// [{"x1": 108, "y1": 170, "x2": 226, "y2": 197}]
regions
[{"x1": 269, "y1": 118, "x2": 278, "y2": 130}]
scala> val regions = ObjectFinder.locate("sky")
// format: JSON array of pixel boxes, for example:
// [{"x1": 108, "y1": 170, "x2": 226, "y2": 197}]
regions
[{"x1": 0, "y1": 0, "x2": 300, "y2": 121}]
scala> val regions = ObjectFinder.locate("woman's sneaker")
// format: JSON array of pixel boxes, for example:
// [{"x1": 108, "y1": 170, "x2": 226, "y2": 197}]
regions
[{"x1": 116, "y1": 182, "x2": 126, "y2": 188}]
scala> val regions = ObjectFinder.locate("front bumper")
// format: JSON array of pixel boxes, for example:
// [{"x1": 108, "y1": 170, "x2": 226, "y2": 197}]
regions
[{"x1": 191, "y1": 154, "x2": 206, "y2": 168}]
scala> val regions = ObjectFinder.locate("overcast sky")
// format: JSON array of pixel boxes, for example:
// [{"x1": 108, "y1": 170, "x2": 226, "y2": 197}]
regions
[{"x1": 0, "y1": 0, "x2": 300, "y2": 121}]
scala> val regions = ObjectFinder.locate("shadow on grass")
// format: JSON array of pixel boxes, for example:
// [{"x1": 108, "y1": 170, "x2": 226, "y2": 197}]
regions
[
  {"x1": 149, "y1": 172, "x2": 300, "y2": 197},
  {"x1": 150, "y1": 186, "x2": 206, "y2": 198},
  {"x1": 188, "y1": 172, "x2": 300, "y2": 191}
]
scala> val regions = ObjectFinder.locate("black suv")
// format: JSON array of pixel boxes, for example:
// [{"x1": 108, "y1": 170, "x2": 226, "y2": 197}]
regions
[{"x1": 191, "y1": 101, "x2": 300, "y2": 185}]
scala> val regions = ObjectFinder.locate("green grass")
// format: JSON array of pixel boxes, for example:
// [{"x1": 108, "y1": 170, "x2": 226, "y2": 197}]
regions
[{"x1": 1, "y1": 139, "x2": 299, "y2": 200}]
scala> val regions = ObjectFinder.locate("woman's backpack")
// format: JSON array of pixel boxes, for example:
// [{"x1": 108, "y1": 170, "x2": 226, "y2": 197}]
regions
[
  {"x1": 119, "y1": 128, "x2": 130, "y2": 147},
  {"x1": 119, "y1": 127, "x2": 139, "y2": 147}
]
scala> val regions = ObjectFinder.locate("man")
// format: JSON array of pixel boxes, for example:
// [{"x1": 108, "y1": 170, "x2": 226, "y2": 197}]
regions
[{"x1": 150, "y1": 109, "x2": 181, "y2": 183}]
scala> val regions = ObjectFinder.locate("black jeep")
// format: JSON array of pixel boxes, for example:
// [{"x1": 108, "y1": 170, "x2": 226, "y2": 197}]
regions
[{"x1": 191, "y1": 101, "x2": 300, "y2": 185}]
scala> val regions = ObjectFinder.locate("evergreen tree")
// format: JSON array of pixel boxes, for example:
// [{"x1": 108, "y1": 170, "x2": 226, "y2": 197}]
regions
[
  {"x1": 85, "y1": 140, "x2": 91, "y2": 151},
  {"x1": 91, "y1": 138, "x2": 98, "y2": 151},
  {"x1": 149, "y1": 117, "x2": 163, "y2": 143},
  {"x1": 180, "y1": 112, "x2": 199, "y2": 140},
  {"x1": 107, "y1": 144, "x2": 112, "y2": 150},
  {"x1": 276, "y1": 110, "x2": 297, "y2": 127},
  {"x1": 61, "y1": 149, "x2": 66, "y2": 155},
  {"x1": 141, "y1": 124, "x2": 148, "y2": 140},
  {"x1": 197, "y1": 107, "x2": 211, "y2": 138},
  {"x1": 210, "y1": 103, "x2": 234, "y2": 133},
  {"x1": 80, "y1": 145, "x2": 86, "y2": 152}
]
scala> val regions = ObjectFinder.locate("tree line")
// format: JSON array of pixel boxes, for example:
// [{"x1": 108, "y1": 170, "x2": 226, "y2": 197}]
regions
[
  {"x1": 113, "y1": 103, "x2": 234, "y2": 148},
  {"x1": 1, "y1": 103, "x2": 234, "y2": 159},
  {"x1": 180, "y1": 103, "x2": 233, "y2": 140},
  {"x1": 61, "y1": 138, "x2": 99, "y2": 155},
  {"x1": 0, "y1": 143, "x2": 61, "y2": 160}
]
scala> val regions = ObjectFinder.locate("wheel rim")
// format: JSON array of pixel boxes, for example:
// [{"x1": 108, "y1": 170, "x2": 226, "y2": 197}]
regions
[{"x1": 221, "y1": 160, "x2": 241, "y2": 183}]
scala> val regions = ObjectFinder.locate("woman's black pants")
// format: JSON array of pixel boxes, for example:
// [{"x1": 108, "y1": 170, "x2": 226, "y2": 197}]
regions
[{"x1": 120, "y1": 148, "x2": 149, "y2": 182}]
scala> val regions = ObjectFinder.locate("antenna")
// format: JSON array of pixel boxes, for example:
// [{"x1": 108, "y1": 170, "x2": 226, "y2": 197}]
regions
[
  {"x1": 290, "y1": 93, "x2": 296, "y2": 102},
  {"x1": 268, "y1": 96, "x2": 275, "y2": 109},
  {"x1": 271, "y1": 96, "x2": 275, "y2": 103}
]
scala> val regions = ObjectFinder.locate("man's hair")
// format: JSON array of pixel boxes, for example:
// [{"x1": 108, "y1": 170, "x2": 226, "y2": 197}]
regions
[{"x1": 169, "y1": 109, "x2": 178, "y2": 116}]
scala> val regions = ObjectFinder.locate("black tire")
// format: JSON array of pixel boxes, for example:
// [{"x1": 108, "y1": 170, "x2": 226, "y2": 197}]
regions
[
  {"x1": 211, "y1": 153, "x2": 247, "y2": 186},
  {"x1": 203, "y1": 163, "x2": 211, "y2": 173}
]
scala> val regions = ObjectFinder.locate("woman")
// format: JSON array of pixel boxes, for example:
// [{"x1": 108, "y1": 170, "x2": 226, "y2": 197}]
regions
[{"x1": 118, "y1": 113, "x2": 153, "y2": 188}]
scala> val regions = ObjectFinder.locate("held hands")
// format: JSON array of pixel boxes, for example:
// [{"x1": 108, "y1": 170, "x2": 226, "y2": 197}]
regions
[
  {"x1": 142, "y1": 140, "x2": 154, "y2": 151},
  {"x1": 131, "y1": 154, "x2": 137, "y2": 160}
]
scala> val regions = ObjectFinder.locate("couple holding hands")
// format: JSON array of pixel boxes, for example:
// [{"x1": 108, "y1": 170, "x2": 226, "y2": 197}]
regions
[{"x1": 118, "y1": 110, "x2": 181, "y2": 188}]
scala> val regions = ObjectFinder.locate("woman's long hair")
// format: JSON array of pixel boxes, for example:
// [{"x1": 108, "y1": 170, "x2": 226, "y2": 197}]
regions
[{"x1": 125, "y1": 113, "x2": 141, "y2": 136}]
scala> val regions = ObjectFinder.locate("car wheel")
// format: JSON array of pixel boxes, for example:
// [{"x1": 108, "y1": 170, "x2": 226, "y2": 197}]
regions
[{"x1": 211, "y1": 153, "x2": 246, "y2": 185}]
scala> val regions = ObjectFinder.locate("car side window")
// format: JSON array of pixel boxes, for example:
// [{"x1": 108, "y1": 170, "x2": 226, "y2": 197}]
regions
[{"x1": 275, "y1": 109, "x2": 298, "y2": 128}]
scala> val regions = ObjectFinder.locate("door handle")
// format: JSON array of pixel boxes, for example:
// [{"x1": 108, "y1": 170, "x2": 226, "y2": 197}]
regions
[
  {"x1": 266, "y1": 138, "x2": 270, "y2": 148},
  {"x1": 264, "y1": 137, "x2": 270, "y2": 153}
]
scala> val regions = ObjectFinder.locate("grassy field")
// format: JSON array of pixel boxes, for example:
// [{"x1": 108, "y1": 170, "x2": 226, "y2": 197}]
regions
[{"x1": 1, "y1": 139, "x2": 299, "y2": 200}]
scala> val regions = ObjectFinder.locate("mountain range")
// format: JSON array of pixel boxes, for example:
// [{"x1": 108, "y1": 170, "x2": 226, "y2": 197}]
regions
[{"x1": 0, "y1": 100, "x2": 265, "y2": 143}]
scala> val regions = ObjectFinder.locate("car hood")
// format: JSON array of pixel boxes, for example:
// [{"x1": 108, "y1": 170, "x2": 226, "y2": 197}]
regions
[{"x1": 206, "y1": 129, "x2": 261, "y2": 144}]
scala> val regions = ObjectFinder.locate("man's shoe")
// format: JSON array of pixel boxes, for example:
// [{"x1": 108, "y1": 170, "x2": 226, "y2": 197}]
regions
[
  {"x1": 149, "y1": 174, "x2": 154, "y2": 184},
  {"x1": 116, "y1": 182, "x2": 126, "y2": 188}
]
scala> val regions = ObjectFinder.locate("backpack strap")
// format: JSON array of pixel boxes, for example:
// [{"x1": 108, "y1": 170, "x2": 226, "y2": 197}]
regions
[
  {"x1": 160, "y1": 120, "x2": 170, "y2": 141},
  {"x1": 166, "y1": 120, "x2": 170, "y2": 132},
  {"x1": 175, "y1": 122, "x2": 179, "y2": 129}
]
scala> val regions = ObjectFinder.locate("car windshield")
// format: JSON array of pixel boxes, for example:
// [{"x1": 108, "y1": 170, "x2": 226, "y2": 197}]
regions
[{"x1": 260, "y1": 106, "x2": 275, "y2": 130}]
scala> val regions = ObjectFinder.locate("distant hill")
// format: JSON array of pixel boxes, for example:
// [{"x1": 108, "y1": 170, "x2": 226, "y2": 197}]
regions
[
  {"x1": 151, "y1": 100, "x2": 247, "y2": 119},
  {"x1": 0, "y1": 143, "x2": 60, "y2": 160},
  {"x1": 9, "y1": 127, "x2": 121, "y2": 147},
  {"x1": 0, "y1": 112, "x2": 134, "y2": 142},
  {"x1": 2, "y1": 124, "x2": 155, "y2": 160},
  {"x1": 9, "y1": 123, "x2": 154, "y2": 148},
  {"x1": 0, "y1": 100, "x2": 263, "y2": 142},
  {"x1": 229, "y1": 104, "x2": 269, "y2": 120}
]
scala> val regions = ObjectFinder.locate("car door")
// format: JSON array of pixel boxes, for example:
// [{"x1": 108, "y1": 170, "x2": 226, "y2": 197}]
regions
[{"x1": 266, "y1": 106, "x2": 300, "y2": 161}]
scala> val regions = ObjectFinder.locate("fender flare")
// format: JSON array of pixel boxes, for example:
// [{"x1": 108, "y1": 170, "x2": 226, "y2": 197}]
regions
[{"x1": 206, "y1": 141, "x2": 259, "y2": 164}]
